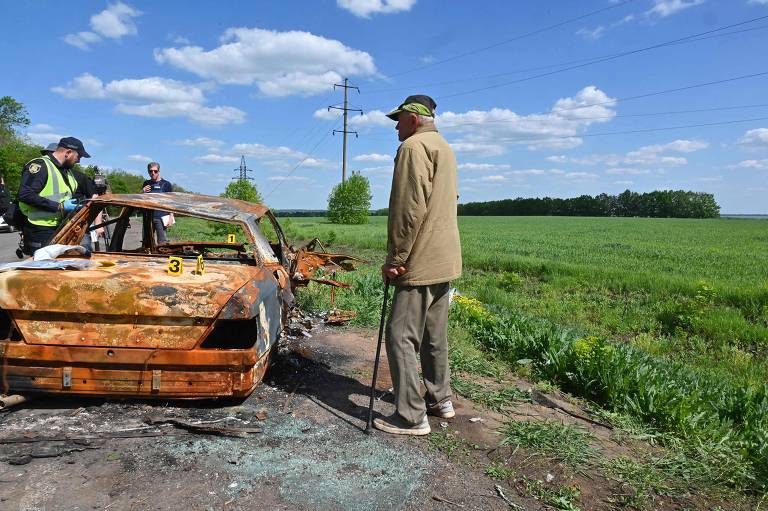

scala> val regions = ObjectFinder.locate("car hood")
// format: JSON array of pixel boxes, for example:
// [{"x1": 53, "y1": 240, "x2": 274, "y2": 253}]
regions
[{"x1": 0, "y1": 254, "x2": 266, "y2": 349}]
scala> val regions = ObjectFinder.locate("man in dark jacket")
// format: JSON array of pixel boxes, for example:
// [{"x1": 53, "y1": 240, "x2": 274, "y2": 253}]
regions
[
  {"x1": 18, "y1": 137, "x2": 89, "y2": 254},
  {"x1": 141, "y1": 161, "x2": 172, "y2": 243}
]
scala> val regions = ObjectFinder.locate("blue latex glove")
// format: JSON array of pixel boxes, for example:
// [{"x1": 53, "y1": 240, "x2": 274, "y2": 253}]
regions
[{"x1": 62, "y1": 198, "x2": 78, "y2": 213}]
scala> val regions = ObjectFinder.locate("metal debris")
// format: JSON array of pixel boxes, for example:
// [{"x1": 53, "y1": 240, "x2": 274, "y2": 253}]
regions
[
  {"x1": 325, "y1": 308, "x2": 357, "y2": 325},
  {"x1": 144, "y1": 417, "x2": 262, "y2": 437},
  {"x1": 494, "y1": 484, "x2": 526, "y2": 510}
]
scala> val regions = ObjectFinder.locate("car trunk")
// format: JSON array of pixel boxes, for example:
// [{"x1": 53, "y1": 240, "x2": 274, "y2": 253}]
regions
[{"x1": 0, "y1": 254, "x2": 259, "y2": 350}]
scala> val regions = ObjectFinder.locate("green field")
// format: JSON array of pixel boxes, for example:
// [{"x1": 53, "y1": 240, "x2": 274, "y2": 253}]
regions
[
  {"x1": 282, "y1": 215, "x2": 768, "y2": 504},
  {"x1": 285, "y1": 216, "x2": 768, "y2": 374}
]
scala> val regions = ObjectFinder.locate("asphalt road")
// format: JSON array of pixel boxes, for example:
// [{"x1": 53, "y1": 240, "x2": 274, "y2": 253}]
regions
[{"x1": 0, "y1": 230, "x2": 22, "y2": 263}]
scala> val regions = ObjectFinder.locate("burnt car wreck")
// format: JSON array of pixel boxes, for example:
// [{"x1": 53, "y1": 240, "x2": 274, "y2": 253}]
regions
[{"x1": 0, "y1": 193, "x2": 360, "y2": 399}]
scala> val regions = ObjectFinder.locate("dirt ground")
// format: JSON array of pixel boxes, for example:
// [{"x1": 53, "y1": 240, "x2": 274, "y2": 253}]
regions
[{"x1": 0, "y1": 322, "x2": 723, "y2": 510}]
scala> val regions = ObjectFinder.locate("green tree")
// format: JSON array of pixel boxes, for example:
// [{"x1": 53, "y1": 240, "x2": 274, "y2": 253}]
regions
[
  {"x1": 327, "y1": 173, "x2": 372, "y2": 224},
  {"x1": 0, "y1": 137, "x2": 41, "y2": 197},
  {"x1": 0, "y1": 96, "x2": 30, "y2": 136},
  {"x1": 221, "y1": 179, "x2": 262, "y2": 203}
]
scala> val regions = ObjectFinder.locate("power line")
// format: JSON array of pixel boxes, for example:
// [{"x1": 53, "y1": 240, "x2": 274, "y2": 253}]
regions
[
  {"x1": 388, "y1": 0, "x2": 638, "y2": 77},
  {"x1": 490, "y1": 116, "x2": 768, "y2": 145},
  {"x1": 366, "y1": 24, "x2": 768, "y2": 96},
  {"x1": 437, "y1": 103, "x2": 768, "y2": 130},
  {"x1": 329, "y1": 78, "x2": 362, "y2": 183},
  {"x1": 436, "y1": 14, "x2": 768, "y2": 100},
  {"x1": 549, "y1": 71, "x2": 768, "y2": 115},
  {"x1": 263, "y1": 119, "x2": 342, "y2": 200},
  {"x1": 359, "y1": 71, "x2": 768, "y2": 139}
]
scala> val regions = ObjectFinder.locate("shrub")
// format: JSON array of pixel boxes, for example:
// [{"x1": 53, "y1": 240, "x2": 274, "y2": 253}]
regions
[{"x1": 327, "y1": 173, "x2": 372, "y2": 225}]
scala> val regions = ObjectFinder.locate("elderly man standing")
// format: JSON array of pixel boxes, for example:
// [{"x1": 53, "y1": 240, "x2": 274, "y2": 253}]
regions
[
  {"x1": 18, "y1": 137, "x2": 87, "y2": 255},
  {"x1": 374, "y1": 95, "x2": 462, "y2": 436}
]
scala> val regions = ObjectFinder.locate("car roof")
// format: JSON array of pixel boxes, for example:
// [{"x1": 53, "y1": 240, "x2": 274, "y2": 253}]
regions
[{"x1": 89, "y1": 192, "x2": 270, "y2": 222}]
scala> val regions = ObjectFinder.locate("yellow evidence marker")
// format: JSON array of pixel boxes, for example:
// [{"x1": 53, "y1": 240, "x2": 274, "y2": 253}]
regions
[
  {"x1": 227, "y1": 233, "x2": 236, "y2": 243},
  {"x1": 167, "y1": 256, "x2": 183, "y2": 276},
  {"x1": 195, "y1": 254, "x2": 205, "y2": 275}
]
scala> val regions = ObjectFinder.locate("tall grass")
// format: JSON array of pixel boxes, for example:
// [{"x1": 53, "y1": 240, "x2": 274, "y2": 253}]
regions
[{"x1": 452, "y1": 294, "x2": 766, "y2": 490}]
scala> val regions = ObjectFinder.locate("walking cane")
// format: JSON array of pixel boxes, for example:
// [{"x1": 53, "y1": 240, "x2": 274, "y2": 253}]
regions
[{"x1": 364, "y1": 279, "x2": 390, "y2": 434}]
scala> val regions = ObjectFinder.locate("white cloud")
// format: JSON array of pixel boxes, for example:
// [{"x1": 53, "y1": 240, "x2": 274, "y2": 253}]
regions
[
  {"x1": 173, "y1": 36, "x2": 191, "y2": 45},
  {"x1": 729, "y1": 159, "x2": 768, "y2": 170},
  {"x1": 563, "y1": 172, "x2": 599, "y2": 180},
  {"x1": 30, "y1": 124, "x2": 54, "y2": 131},
  {"x1": 458, "y1": 163, "x2": 512, "y2": 172},
  {"x1": 128, "y1": 154, "x2": 153, "y2": 162},
  {"x1": 155, "y1": 27, "x2": 376, "y2": 96},
  {"x1": 605, "y1": 167, "x2": 652, "y2": 175},
  {"x1": 314, "y1": 108, "x2": 341, "y2": 120},
  {"x1": 576, "y1": 26, "x2": 605, "y2": 40},
  {"x1": 749, "y1": 0, "x2": 768, "y2": 4},
  {"x1": 115, "y1": 102, "x2": 245, "y2": 126},
  {"x1": 300, "y1": 157, "x2": 334, "y2": 168},
  {"x1": 554, "y1": 139, "x2": 708, "y2": 169},
  {"x1": 232, "y1": 143, "x2": 305, "y2": 160},
  {"x1": 64, "y1": 2, "x2": 142, "y2": 50},
  {"x1": 25, "y1": 131, "x2": 62, "y2": 146},
  {"x1": 105, "y1": 77, "x2": 205, "y2": 103},
  {"x1": 639, "y1": 139, "x2": 709, "y2": 153},
  {"x1": 356, "y1": 165, "x2": 392, "y2": 175},
  {"x1": 64, "y1": 31, "x2": 102, "y2": 51},
  {"x1": 52, "y1": 73, "x2": 245, "y2": 126},
  {"x1": 195, "y1": 154, "x2": 240, "y2": 164},
  {"x1": 177, "y1": 137, "x2": 225, "y2": 150},
  {"x1": 337, "y1": 0, "x2": 417, "y2": 18},
  {"x1": 624, "y1": 140, "x2": 707, "y2": 166},
  {"x1": 451, "y1": 142, "x2": 506, "y2": 157},
  {"x1": 506, "y1": 169, "x2": 565, "y2": 176},
  {"x1": 737, "y1": 128, "x2": 768, "y2": 148},
  {"x1": 646, "y1": 0, "x2": 705, "y2": 18},
  {"x1": 90, "y1": 1, "x2": 142, "y2": 38},
  {"x1": 51, "y1": 73, "x2": 106, "y2": 99},
  {"x1": 350, "y1": 110, "x2": 391, "y2": 128},
  {"x1": 439, "y1": 86, "x2": 617, "y2": 155},
  {"x1": 267, "y1": 176, "x2": 312, "y2": 182},
  {"x1": 480, "y1": 175, "x2": 509, "y2": 182},
  {"x1": 353, "y1": 153, "x2": 391, "y2": 162}
]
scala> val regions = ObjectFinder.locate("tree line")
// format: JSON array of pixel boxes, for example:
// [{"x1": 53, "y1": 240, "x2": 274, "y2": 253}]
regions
[{"x1": 457, "y1": 190, "x2": 720, "y2": 218}]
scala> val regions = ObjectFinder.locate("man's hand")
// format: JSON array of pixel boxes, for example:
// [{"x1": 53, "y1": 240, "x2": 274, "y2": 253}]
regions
[
  {"x1": 61, "y1": 198, "x2": 78, "y2": 213},
  {"x1": 142, "y1": 185, "x2": 152, "y2": 192},
  {"x1": 381, "y1": 264, "x2": 407, "y2": 281}
]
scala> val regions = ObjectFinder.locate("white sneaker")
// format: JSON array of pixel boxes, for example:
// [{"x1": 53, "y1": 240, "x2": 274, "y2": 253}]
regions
[
  {"x1": 373, "y1": 414, "x2": 431, "y2": 436},
  {"x1": 427, "y1": 400, "x2": 455, "y2": 419}
]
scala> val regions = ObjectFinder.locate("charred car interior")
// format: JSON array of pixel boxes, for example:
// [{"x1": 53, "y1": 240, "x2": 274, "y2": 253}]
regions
[{"x1": 0, "y1": 193, "x2": 360, "y2": 399}]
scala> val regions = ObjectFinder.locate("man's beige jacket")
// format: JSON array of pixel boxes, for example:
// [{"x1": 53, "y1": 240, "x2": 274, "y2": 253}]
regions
[{"x1": 386, "y1": 124, "x2": 462, "y2": 286}]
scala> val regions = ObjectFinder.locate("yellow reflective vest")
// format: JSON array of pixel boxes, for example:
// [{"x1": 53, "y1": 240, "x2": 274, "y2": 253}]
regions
[{"x1": 19, "y1": 155, "x2": 78, "y2": 227}]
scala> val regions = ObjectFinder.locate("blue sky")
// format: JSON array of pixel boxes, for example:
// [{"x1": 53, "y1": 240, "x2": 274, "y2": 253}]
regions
[{"x1": 2, "y1": 0, "x2": 767, "y2": 213}]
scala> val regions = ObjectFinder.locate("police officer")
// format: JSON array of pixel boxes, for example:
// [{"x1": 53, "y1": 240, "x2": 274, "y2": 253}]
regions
[{"x1": 18, "y1": 136, "x2": 89, "y2": 255}]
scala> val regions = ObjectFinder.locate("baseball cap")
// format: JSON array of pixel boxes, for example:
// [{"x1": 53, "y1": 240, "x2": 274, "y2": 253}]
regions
[
  {"x1": 386, "y1": 95, "x2": 437, "y2": 121},
  {"x1": 58, "y1": 137, "x2": 91, "y2": 158},
  {"x1": 40, "y1": 142, "x2": 58, "y2": 155}
]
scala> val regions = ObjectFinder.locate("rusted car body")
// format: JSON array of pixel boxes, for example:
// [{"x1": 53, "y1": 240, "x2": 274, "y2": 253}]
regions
[{"x1": 0, "y1": 193, "x2": 358, "y2": 399}]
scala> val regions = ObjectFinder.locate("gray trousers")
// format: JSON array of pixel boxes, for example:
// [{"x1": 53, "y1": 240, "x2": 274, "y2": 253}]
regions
[
  {"x1": 385, "y1": 281, "x2": 452, "y2": 424},
  {"x1": 153, "y1": 217, "x2": 167, "y2": 243}
]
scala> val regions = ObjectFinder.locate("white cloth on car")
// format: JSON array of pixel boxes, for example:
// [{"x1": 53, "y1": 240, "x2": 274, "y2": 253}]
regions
[{"x1": 33, "y1": 244, "x2": 90, "y2": 261}]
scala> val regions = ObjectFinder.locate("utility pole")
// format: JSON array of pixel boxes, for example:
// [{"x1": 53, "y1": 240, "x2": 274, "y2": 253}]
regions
[
  {"x1": 232, "y1": 155, "x2": 253, "y2": 182},
  {"x1": 328, "y1": 78, "x2": 362, "y2": 183}
]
